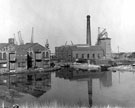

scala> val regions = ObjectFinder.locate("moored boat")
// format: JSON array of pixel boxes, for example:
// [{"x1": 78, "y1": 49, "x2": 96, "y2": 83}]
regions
[
  {"x1": 100, "y1": 64, "x2": 111, "y2": 71},
  {"x1": 71, "y1": 62, "x2": 101, "y2": 71}
]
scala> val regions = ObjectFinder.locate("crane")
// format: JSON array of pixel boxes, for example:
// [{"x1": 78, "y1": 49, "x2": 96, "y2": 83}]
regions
[
  {"x1": 45, "y1": 39, "x2": 49, "y2": 49},
  {"x1": 65, "y1": 41, "x2": 67, "y2": 46},
  {"x1": 96, "y1": 27, "x2": 108, "y2": 45},
  {"x1": 98, "y1": 28, "x2": 108, "y2": 39},
  {"x1": 71, "y1": 41, "x2": 73, "y2": 45},
  {"x1": 14, "y1": 33, "x2": 18, "y2": 45},
  {"x1": 31, "y1": 27, "x2": 34, "y2": 43},
  {"x1": 18, "y1": 31, "x2": 24, "y2": 45}
]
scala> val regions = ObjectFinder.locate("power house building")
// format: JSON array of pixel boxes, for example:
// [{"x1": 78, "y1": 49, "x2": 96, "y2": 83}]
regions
[{"x1": 55, "y1": 15, "x2": 111, "y2": 62}]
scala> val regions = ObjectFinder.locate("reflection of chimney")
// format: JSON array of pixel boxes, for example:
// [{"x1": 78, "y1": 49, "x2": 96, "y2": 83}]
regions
[
  {"x1": 88, "y1": 79, "x2": 92, "y2": 107},
  {"x1": 86, "y1": 15, "x2": 91, "y2": 45}
]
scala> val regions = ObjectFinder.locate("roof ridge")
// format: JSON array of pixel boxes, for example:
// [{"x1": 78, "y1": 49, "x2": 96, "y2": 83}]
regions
[{"x1": 25, "y1": 43, "x2": 37, "y2": 50}]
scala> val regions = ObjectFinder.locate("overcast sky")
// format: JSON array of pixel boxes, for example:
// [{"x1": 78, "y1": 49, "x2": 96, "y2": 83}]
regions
[{"x1": 1, "y1": 0, "x2": 135, "y2": 53}]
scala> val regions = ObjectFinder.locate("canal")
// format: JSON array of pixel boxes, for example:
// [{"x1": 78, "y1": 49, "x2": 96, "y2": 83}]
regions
[{"x1": 0, "y1": 68, "x2": 135, "y2": 107}]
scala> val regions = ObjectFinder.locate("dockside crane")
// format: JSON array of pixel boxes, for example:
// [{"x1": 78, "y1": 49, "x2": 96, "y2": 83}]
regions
[
  {"x1": 65, "y1": 41, "x2": 67, "y2": 46},
  {"x1": 96, "y1": 27, "x2": 108, "y2": 45},
  {"x1": 71, "y1": 41, "x2": 73, "y2": 45},
  {"x1": 13, "y1": 33, "x2": 18, "y2": 45},
  {"x1": 18, "y1": 31, "x2": 24, "y2": 45},
  {"x1": 31, "y1": 27, "x2": 34, "y2": 43},
  {"x1": 98, "y1": 27, "x2": 108, "y2": 39},
  {"x1": 45, "y1": 39, "x2": 49, "y2": 49}
]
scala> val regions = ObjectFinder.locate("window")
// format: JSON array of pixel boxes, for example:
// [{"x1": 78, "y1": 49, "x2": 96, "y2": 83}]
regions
[
  {"x1": 76, "y1": 54, "x2": 78, "y2": 58},
  {"x1": 18, "y1": 63, "x2": 21, "y2": 67},
  {"x1": 93, "y1": 54, "x2": 95, "y2": 59},
  {"x1": 46, "y1": 52, "x2": 49, "y2": 58},
  {"x1": 30, "y1": 52, "x2": 33, "y2": 58},
  {"x1": 87, "y1": 54, "x2": 89, "y2": 59},
  {"x1": 3, "y1": 53, "x2": 7, "y2": 60},
  {"x1": 22, "y1": 62, "x2": 26, "y2": 67},
  {"x1": 98, "y1": 54, "x2": 100, "y2": 59},
  {"x1": 18, "y1": 62, "x2": 26, "y2": 67},
  {"x1": 42, "y1": 52, "x2": 45, "y2": 58},
  {"x1": 82, "y1": 54, "x2": 84, "y2": 59}
]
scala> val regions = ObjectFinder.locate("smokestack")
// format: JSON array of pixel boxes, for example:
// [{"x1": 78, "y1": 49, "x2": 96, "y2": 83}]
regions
[{"x1": 86, "y1": 15, "x2": 91, "y2": 45}]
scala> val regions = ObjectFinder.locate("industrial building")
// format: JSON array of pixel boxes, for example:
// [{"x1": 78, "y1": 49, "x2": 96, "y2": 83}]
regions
[
  {"x1": 55, "y1": 15, "x2": 112, "y2": 63},
  {"x1": 0, "y1": 38, "x2": 17, "y2": 71},
  {"x1": 0, "y1": 38, "x2": 50, "y2": 72}
]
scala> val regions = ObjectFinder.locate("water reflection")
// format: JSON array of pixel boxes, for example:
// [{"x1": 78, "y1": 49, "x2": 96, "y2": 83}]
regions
[
  {"x1": 0, "y1": 86, "x2": 22, "y2": 104},
  {"x1": 0, "y1": 71, "x2": 51, "y2": 106},
  {"x1": 56, "y1": 68, "x2": 107, "y2": 80},
  {"x1": 9, "y1": 72, "x2": 51, "y2": 98},
  {"x1": 0, "y1": 68, "x2": 114, "y2": 107},
  {"x1": 100, "y1": 71, "x2": 112, "y2": 87},
  {"x1": 56, "y1": 68, "x2": 112, "y2": 107}
]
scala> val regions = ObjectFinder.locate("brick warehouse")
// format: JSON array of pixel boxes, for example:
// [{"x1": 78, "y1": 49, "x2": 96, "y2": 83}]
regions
[{"x1": 0, "y1": 38, "x2": 50, "y2": 72}]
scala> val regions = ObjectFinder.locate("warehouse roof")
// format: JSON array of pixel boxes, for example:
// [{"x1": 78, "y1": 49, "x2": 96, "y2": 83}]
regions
[
  {"x1": 74, "y1": 45, "x2": 103, "y2": 51},
  {"x1": 16, "y1": 43, "x2": 47, "y2": 54},
  {"x1": 0, "y1": 43, "x2": 8, "y2": 49},
  {"x1": 56, "y1": 44, "x2": 104, "y2": 52},
  {"x1": 16, "y1": 43, "x2": 37, "y2": 50}
]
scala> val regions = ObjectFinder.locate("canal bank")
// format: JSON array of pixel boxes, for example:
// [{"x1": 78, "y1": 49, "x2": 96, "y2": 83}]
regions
[{"x1": 0, "y1": 66, "x2": 61, "y2": 75}]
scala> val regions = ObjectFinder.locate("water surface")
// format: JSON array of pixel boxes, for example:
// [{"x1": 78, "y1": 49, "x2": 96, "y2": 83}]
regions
[{"x1": 0, "y1": 68, "x2": 135, "y2": 107}]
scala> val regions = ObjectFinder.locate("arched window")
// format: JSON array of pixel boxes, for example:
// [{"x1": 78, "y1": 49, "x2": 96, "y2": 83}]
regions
[
  {"x1": 87, "y1": 54, "x2": 89, "y2": 59},
  {"x1": 46, "y1": 52, "x2": 49, "y2": 58},
  {"x1": 3, "y1": 53, "x2": 7, "y2": 60},
  {"x1": 42, "y1": 52, "x2": 45, "y2": 58},
  {"x1": 30, "y1": 52, "x2": 33, "y2": 58},
  {"x1": 93, "y1": 54, "x2": 95, "y2": 59},
  {"x1": 82, "y1": 54, "x2": 84, "y2": 59},
  {"x1": 76, "y1": 54, "x2": 78, "y2": 58},
  {"x1": 98, "y1": 54, "x2": 100, "y2": 59}
]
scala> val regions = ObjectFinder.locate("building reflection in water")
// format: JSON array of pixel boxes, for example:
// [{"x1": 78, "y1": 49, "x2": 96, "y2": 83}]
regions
[
  {"x1": 0, "y1": 68, "x2": 112, "y2": 107},
  {"x1": 56, "y1": 68, "x2": 112, "y2": 107},
  {"x1": 0, "y1": 71, "x2": 51, "y2": 105},
  {"x1": 99, "y1": 71, "x2": 112, "y2": 87}
]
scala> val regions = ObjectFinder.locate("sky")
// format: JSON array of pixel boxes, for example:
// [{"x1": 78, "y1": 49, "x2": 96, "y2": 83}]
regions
[{"x1": 0, "y1": 0, "x2": 135, "y2": 53}]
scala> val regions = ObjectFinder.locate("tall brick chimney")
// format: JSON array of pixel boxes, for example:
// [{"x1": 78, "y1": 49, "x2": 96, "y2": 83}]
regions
[{"x1": 86, "y1": 15, "x2": 91, "y2": 45}]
